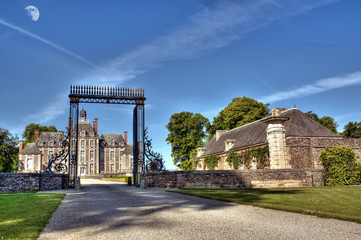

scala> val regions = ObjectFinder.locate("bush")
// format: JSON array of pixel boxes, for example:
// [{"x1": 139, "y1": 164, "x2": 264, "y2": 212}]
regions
[
  {"x1": 226, "y1": 152, "x2": 240, "y2": 169},
  {"x1": 318, "y1": 146, "x2": 361, "y2": 186},
  {"x1": 204, "y1": 154, "x2": 220, "y2": 170}
]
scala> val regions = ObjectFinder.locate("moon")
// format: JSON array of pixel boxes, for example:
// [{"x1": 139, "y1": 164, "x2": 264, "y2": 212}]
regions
[{"x1": 25, "y1": 6, "x2": 40, "y2": 21}]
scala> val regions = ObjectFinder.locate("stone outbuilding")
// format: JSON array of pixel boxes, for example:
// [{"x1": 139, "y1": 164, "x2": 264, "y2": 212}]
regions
[{"x1": 197, "y1": 107, "x2": 361, "y2": 170}]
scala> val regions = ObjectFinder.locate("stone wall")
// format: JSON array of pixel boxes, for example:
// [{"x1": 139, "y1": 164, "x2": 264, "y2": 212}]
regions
[
  {"x1": 145, "y1": 169, "x2": 324, "y2": 188},
  {"x1": 0, "y1": 173, "x2": 67, "y2": 192},
  {"x1": 286, "y1": 137, "x2": 361, "y2": 169}
]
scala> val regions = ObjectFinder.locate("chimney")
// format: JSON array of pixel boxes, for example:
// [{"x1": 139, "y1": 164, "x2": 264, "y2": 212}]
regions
[
  {"x1": 34, "y1": 130, "x2": 39, "y2": 143},
  {"x1": 271, "y1": 108, "x2": 287, "y2": 117},
  {"x1": 124, "y1": 131, "x2": 128, "y2": 143},
  {"x1": 93, "y1": 118, "x2": 98, "y2": 134},
  {"x1": 216, "y1": 130, "x2": 226, "y2": 141},
  {"x1": 19, "y1": 140, "x2": 24, "y2": 153}
]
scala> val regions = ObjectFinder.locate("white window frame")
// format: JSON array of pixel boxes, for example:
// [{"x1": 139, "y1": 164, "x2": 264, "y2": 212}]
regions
[
  {"x1": 80, "y1": 150, "x2": 85, "y2": 161},
  {"x1": 80, "y1": 140, "x2": 85, "y2": 147},
  {"x1": 110, "y1": 151, "x2": 115, "y2": 161},
  {"x1": 26, "y1": 158, "x2": 34, "y2": 169},
  {"x1": 90, "y1": 150, "x2": 94, "y2": 160},
  {"x1": 80, "y1": 167, "x2": 86, "y2": 176},
  {"x1": 90, "y1": 139, "x2": 94, "y2": 147},
  {"x1": 130, "y1": 157, "x2": 133, "y2": 168},
  {"x1": 110, "y1": 164, "x2": 115, "y2": 172},
  {"x1": 90, "y1": 163, "x2": 94, "y2": 174}
]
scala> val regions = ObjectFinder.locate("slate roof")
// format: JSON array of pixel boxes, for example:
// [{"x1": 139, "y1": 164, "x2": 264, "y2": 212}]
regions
[
  {"x1": 36, "y1": 132, "x2": 64, "y2": 147},
  {"x1": 101, "y1": 133, "x2": 126, "y2": 147},
  {"x1": 71, "y1": 120, "x2": 97, "y2": 137},
  {"x1": 20, "y1": 143, "x2": 41, "y2": 155},
  {"x1": 201, "y1": 108, "x2": 342, "y2": 157}
]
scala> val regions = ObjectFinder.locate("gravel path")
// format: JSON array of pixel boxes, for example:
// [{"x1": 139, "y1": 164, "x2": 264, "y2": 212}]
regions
[{"x1": 38, "y1": 179, "x2": 361, "y2": 240}]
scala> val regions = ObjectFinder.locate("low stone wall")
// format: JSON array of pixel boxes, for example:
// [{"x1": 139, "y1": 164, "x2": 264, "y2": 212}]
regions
[
  {"x1": 0, "y1": 173, "x2": 68, "y2": 192},
  {"x1": 145, "y1": 169, "x2": 324, "y2": 188}
]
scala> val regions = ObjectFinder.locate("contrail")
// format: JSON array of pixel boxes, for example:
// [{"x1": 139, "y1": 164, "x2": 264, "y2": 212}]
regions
[{"x1": 0, "y1": 19, "x2": 96, "y2": 67}]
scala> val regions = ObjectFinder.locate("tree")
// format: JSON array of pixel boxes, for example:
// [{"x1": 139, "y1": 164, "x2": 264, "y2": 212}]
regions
[
  {"x1": 342, "y1": 122, "x2": 361, "y2": 138},
  {"x1": 0, "y1": 128, "x2": 19, "y2": 172},
  {"x1": 207, "y1": 97, "x2": 269, "y2": 140},
  {"x1": 166, "y1": 112, "x2": 209, "y2": 167},
  {"x1": 305, "y1": 111, "x2": 338, "y2": 133},
  {"x1": 22, "y1": 123, "x2": 57, "y2": 146}
]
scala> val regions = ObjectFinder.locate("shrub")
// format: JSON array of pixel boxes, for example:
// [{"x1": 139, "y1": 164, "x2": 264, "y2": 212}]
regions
[
  {"x1": 204, "y1": 154, "x2": 220, "y2": 170},
  {"x1": 180, "y1": 158, "x2": 199, "y2": 171},
  {"x1": 318, "y1": 146, "x2": 361, "y2": 186}
]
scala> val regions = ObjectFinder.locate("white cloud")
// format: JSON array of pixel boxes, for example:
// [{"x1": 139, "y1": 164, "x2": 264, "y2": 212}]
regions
[
  {"x1": 259, "y1": 71, "x2": 361, "y2": 103},
  {"x1": 0, "y1": 19, "x2": 96, "y2": 67},
  {"x1": 80, "y1": 0, "x2": 337, "y2": 85}
]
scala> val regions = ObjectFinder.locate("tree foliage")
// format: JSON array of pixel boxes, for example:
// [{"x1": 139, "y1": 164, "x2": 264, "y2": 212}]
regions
[
  {"x1": 342, "y1": 121, "x2": 361, "y2": 138},
  {"x1": 207, "y1": 97, "x2": 269, "y2": 140},
  {"x1": 305, "y1": 111, "x2": 338, "y2": 133},
  {"x1": 22, "y1": 123, "x2": 57, "y2": 146},
  {"x1": 318, "y1": 146, "x2": 361, "y2": 186},
  {"x1": 0, "y1": 128, "x2": 19, "y2": 172},
  {"x1": 179, "y1": 158, "x2": 199, "y2": 171},
  {"x1": 166, "y1": 112, "x2": 209, "y2": 167}
]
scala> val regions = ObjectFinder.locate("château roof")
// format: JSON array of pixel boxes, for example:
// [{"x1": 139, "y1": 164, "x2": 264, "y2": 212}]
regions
[
  {"x1": 20, "y1": 143, "x2": 41, "y2": 155},
  {"x1": 72, "y1": 120, "x2": 97, "y2": 137},
  {"x1": 101, "y1": 133, "x2": 126, "y2": 147},
  {"x1": 201, "y1": 108, "x2": 342, "y2": 157},
  {"x1": 36, "y1": 132, "x2": 64, "y2": 147}
]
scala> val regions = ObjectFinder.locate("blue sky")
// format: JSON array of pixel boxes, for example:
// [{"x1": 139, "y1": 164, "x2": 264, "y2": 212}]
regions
[{"x1": 1, "y1": 0, "x2": 361, "y2": 170}]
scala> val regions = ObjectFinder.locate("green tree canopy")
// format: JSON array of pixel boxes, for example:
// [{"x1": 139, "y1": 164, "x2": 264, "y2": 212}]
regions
[
  {"x1": 22, "y1": 123, "x2": 57, "y2": 146},
  {"x1": 207, "y1": 97, "x2": 269, "y2": 140},
  {"x1": 342, "y1": 121, "x2": 361, "y2": 138},
  {"x1": 0, "y1": 128, "x2": 19, "y2": 172},
  {"x1": 305, "y1": 111, "x2": 338, "y2": 133},
  {"x1": 166, "y1": 112, "x2": 209, "y2": 167}
]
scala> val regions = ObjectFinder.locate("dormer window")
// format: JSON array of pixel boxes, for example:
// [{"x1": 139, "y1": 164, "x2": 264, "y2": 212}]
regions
[
  {"x1": 90, "y1": 132, "x2": 94, "y2": 137},
  {"x1": 49, "y1": 141, "x2": 54, "y2": 147},
  {"x1": 81, "y1": 131, "x2": 86, "y2": 137},
  {"x1": 119, "y1": 142, "x2": 124, "y2": 147},
  {"x1": 38, "y1": 142, "x2": 43, "y2": 147},
  {"x1": 111, "y1": 142, "x2": 115, "y2": 147},
  {"x1": 224, "y1": 139, "x2": 236, "y2": 151}
]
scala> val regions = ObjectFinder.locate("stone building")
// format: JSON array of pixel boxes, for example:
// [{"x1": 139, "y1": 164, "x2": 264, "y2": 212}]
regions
[
  {"x1": 197, "y1": 107, "x2": 361, "y2": 170},
  {"x1": 18, "y1": 109, "x2": 133, "y2": 177}
]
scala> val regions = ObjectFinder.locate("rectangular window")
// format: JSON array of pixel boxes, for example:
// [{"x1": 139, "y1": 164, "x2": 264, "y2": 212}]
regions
[
  {"x1": 81, "y1": 140, "x2": 85, "y2": 146},
  {"x1": 90, "y1": 164, "x2": 94, "y2": 173},
  {"x1": 110, "y1": 164, "x2": 115, "y2": 172},
  {"x1": 90, "y1": 140, "x2": 94, "y2": 146},
  {"x1": 48, "y1": 151, "x2": 54, "y2": 161},
  {"x1": 90, "y1": 150, "x2": 94, "y2": 160},
  {"x1": 80, "y1": 167, "x2": 86, "y2": 176},
  {"x1": 72, "y1": 139, "x2": 76, "y2": 146},
  {"x1": 80, "y1": 150, "x2": 85, "y2": 161},
  {"x1": 26, "y1": 158, "x2": 34, "y2": 169},
  {"x1": 119, "y1": 164, "x2": 121, "y2": 171},
  {"x1": 110, "y1": 151, "x2": 115, "y2": 161},
  {"x1": 130, "y1": 157, "x2": 133, "y2": 168}
]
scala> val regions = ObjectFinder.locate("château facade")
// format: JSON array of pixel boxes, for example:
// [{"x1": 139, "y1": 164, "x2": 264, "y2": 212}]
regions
[{"x1": 18, "y1": 109, "x2": 133, "y2": 177}]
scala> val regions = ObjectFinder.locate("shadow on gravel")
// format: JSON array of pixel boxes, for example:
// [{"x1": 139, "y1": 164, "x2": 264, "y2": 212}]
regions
[{"x1": 41, "y1": 182, "x2": 237, "y2": 235}]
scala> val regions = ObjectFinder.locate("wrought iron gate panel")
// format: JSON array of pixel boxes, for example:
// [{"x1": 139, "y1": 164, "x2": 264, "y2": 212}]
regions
[
  {"x1": 133, "y1": 104, "x2": 145, "y2": 186},
  {"x1": 68, "y1": 101, "x2": 79, "y2": 188}
]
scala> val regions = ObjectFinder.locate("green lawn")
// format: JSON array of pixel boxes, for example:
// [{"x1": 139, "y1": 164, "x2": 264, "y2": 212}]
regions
[
  {"x1": 171, "y1": 186, "x2": 361, "y2": 223},
  {"x1": 0, "y1": 193, "x2": 65, "y2": 240}
]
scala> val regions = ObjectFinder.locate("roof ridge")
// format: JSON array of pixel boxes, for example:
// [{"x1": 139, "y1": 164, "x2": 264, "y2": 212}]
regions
[{"x1": 226, "y1": 117, "x2": 266, "y2": 134}]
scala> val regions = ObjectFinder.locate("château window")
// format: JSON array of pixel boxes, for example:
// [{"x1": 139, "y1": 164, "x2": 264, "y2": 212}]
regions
[
  {"x1": 80, "y1": 150, "x2": 85, "y2": 161},
  {"x1": 110, "y1": 164, "x2": 115, "y2": 172},
  {"x1": 130, "y1": 157, "x2": 133, "y2": 168},
  {"x1": 90, "y1": 150, "x2": 94, "y2": 160},
  {"x1": 90, "y1": 164, "x2": 94, "y2": 174},
  {"x1": 111, "y1": 141, "x2": 115, "y2": 147},
  {"x1": 49, "y1": 141, "x2": 54, "y2": 147},
  {"x1": 49, "y1": 151, "x2": 54, "y2": 160},
  {"x1": 120, "y1": 142, "x2": 124, "y2": 147},
  {"x1": 110, "y1": 151, "x2": 115, "y2": 161},
  {"x1": 81, "y1": 140, "x2": 85, "y2": 146},
  {"x1": 90, "y1": 140, "x2": 94, "y2": 146},
  {"x1": 26, "y1": 158, "x2": 34, "y2": 169}
]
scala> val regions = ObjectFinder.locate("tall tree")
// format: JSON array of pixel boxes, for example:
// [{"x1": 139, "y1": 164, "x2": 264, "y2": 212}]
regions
[
  {"x1": 207, "y1": 97, "x2": 269, "y2": 140},
  {"x1": 166, "y1": 112, "x2": 209, "y2": 167},
  {"x1": 305, "y1": 111, "x2": 338, "y2": 133},
  {"x1": 342, "y1": 121, "x2": 361, "y2": 138},
  {"x1": 22, "y1": 123, "x2": 57, "y2": 146},
  {"x1": 0, "y1": 128, "x2": 19, "y2": 172}
]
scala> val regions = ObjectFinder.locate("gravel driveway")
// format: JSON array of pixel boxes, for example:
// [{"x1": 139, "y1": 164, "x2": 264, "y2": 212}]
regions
[{"x1": 38, "y1": 179, "x2": 361, "y2": 240}]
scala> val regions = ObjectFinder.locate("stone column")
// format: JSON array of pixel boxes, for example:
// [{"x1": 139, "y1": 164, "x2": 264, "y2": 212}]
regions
[{"x1": 262, "y1": 117, "x2": 289, "y2": 169}]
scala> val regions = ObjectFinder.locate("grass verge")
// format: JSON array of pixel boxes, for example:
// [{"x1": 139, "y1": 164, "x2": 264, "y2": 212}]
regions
[
  {"x1": 171, "y1": 186, "x2": 361, "y2": 223},
  {"x1": 101, "y1": 176, "x2": 129, "y2": 182},
  {"x1": 0, "y1": 193, "x2": 65, "y2": 239}
]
